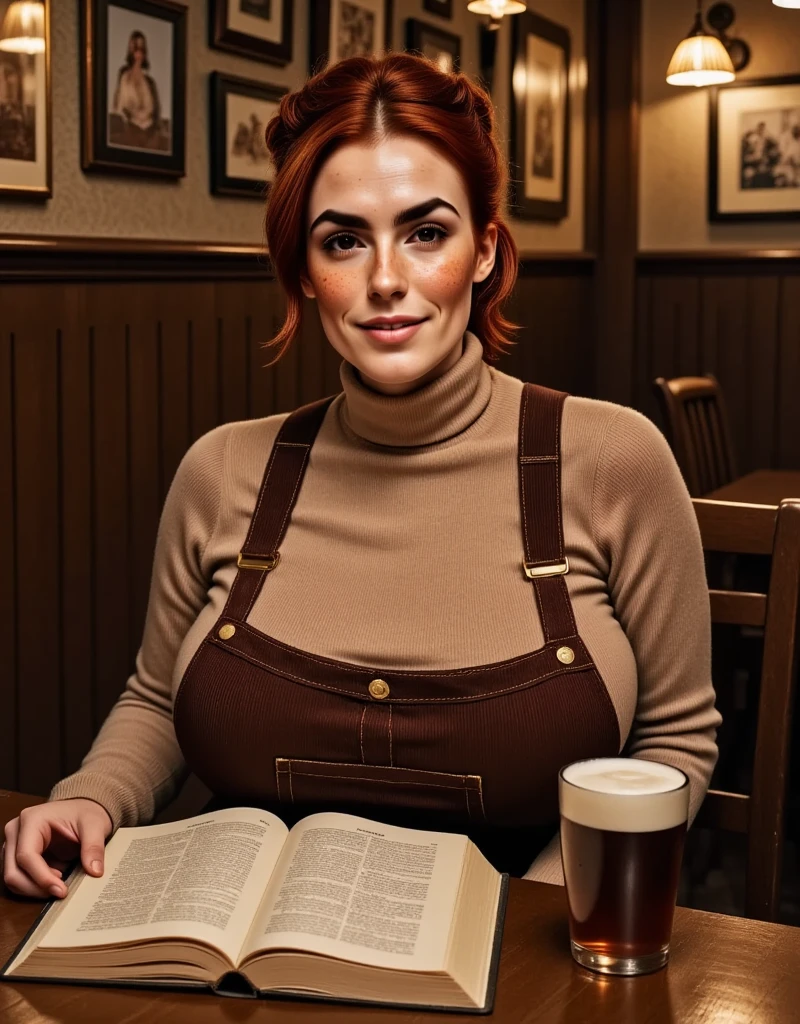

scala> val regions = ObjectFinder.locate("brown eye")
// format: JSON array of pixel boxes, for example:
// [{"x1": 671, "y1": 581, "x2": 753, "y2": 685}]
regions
[{"x1": 322, "y1": 233, "x2": 361, "y2": 254}]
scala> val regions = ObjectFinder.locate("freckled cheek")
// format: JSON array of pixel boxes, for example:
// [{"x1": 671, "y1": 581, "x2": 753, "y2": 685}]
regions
[
  {"x1": 308, "y1": 263, "x2": 360, "y2": 310},
  {"x1": 417, "y1": 254, "x2": 474, "y2": 303}
]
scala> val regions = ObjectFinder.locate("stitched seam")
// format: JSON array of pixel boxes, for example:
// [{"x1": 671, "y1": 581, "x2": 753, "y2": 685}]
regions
[
  {"x1": 222, "y1": 618, "x2": 581, "y2": 677},
  {"x1": 359, "y1": 707, "x2": 366, "y2": 764},
  {"x1": 274, "y1": 447, "x2": 310, "y2": 548},
  {"x1": 274, "y1": 442, "x2": 310, "y2": 448},
  {"x1": 287, "y1": 763, "x2": 295, "y2": 802},
  {"x1": 465, "y1": 785, "x2": 470, "y2": 820},
  {"x1": 388, "y1": 705, "x2": 393, "y2": 767},
  {"x1": 241, "y1": 416, "x2": 294, "y2": 553},
  {"x1": 284, "y1": 772, "x2": 472, "y2": 789},
  {"x1": 519, "y1": 455, "x2": 558, "y2": 463},
  {"x1": 520, "y1": 385, "x2": 531, "y2": 559},
  {"x1": 590, "y1": 406, "x2": 626, "y2": 553},
  {"x1": 476, "y1": 777, "x2": 487, "y2": 821},
  {"x1": 278, "y1": 758, "x2": 484, "y2": 783},
  {"x1": 555, "y1": 396, "x2": 565, "y2": 561},
  {"x1": 206, "y1": 644, "x2": 589, "y2": 701}
]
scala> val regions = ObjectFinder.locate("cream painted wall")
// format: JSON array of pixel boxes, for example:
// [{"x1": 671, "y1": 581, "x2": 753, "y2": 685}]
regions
[
  {"x1": 640, "y1": 0, "x2": 800, "y2": 251},
  {"x1": 0, "y1": 1, "x2": 586, "y2": 249}
]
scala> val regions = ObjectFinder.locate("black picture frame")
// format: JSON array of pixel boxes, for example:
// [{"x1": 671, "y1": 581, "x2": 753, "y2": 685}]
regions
[
  {"x1": 509, "y1": 9, "x2": 570, "y2": 222},
  {"x1": 209, "y1": 0, "x2": 293, "y2": 66},
  {"x1": 81, "y1": 0, "x2": 187, "y2": 178},
  {"x1": 423, "y1": 0, "x2": 452, "y2": 18},
  {"x1": 0, "y1": 0, "x2": 52, "y2": 198},
  {"x1": 309, "y1": 0, "x2": 393, "y2": 75},
  {"x1": 709, "y1": 74, "x2": 800, "y2": 223},
  {"x1": 404, "y1": 18, "x2": 460, "y2": 74},
  {"x1": 210, "y1": 71, "x2": 287, "y2": 199}
]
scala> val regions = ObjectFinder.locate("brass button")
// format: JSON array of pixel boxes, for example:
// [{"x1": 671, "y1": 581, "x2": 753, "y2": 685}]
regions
[
  {"x1": 369, "y1": 679, "x2": 390, "y2": 700},
  {"x1": 556, "y1": 645, "x2": 575, "y2": 665},
  {"x1": 218, "y1": 624, "x2": 236, "y2": 641}
]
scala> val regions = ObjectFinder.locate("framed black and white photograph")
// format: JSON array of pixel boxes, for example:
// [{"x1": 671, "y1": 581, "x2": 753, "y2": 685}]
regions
[
  {"x1": 209, "y1": 0, "x2": 292, "y2": 66},
  {"x1": 0, "y1": 0, "x2": 51, "y2": 198},
  {"x1": 309, "y1": 0, "x2": 392, "y2": 74},
  {"x1": 423, "y1": 0, "x2": 452, "y2": 18},
  {"x1": 710, "y1": 75, "x2": 800, "y2": 222},
  {"x1": 509, "y1": 10, "x2": 570, "y2": 221},
  {"x1": 81, "y1": 0, "x2": 186, "y2": 177},
  {"x1": 405, "y1": 19, "x2": 460, "y2": 75},
  {"x1": 210, "y1": 71, "x2": 286, "y2": 199}
]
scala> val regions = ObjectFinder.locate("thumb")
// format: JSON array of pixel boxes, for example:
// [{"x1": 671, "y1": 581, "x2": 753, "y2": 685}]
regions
[{"x1": 76, "y1": 819, "x2": 108, "y2": 878}]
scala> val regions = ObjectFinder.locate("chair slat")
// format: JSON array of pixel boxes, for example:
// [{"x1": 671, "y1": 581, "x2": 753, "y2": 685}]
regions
[
  {"x1": 709, "y1": 590, "x2": 767, "y2": 627},
  {"x1": 695, "y1": 791, "x2": 749, "y2": 833}
]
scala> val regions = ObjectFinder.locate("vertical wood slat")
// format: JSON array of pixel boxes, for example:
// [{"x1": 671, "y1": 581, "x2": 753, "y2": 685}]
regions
[
  {"x1": 217, "y1": 281, "x2": 250, "y2": 426},
  {"x1": 91, "y1": 288, "x2": 131, "y2": 731},
  {"x1": 60, "y1": 286, "x2": 94, "y2": 776},
  {"x1": 0, "y1": 291, "x2": 18, "y2": 787},
  {"x1": 12, "y1": 289, "x2": 62, "y2": 795},
  {"x1": 778, "y1": 276, "x2": 800, "y2": 469},
  {"x1": 187, "y1": 283, "x2": 220, "y2": 444},
  {"x1": 746, "y1": 277, "x2": 780, "y2": 471}
]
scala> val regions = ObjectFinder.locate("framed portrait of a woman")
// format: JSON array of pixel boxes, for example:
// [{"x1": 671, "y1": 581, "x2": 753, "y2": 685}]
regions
[
  {"x1": 210, "y1": 0, "x2": 292, "y2": 66},
  {"x1": 81, "y1": 0, "x2": 187, "y2": 177},
  {"x1": 0, "y1": 0, "x2": 52, "y2": 198}
]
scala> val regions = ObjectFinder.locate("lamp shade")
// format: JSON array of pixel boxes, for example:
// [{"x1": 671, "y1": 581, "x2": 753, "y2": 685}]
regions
[
  {"x1": 666, "y1": 32, "x2": 735, "y2": 86},
  {"x1": 772, "y1": 0, "x2": 800, "y2": 7},
  {"x1": 467, "y1": 1, "x2": 527, "y2": 15},
  {"x1": 0, "y1": 0, "x2": 45, "y2": 54}
]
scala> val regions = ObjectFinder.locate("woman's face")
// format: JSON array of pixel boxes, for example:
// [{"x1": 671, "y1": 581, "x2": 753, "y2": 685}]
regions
[
  {"x1": 301, "y1": 135, "x2": 497, "y2": 396},
  {"x1": 131, "y1": 36, "x2": 146, "y2": 66}
]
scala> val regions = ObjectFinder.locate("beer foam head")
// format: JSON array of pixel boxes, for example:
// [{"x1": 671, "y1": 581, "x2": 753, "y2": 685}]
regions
[{"x1": 559, "y1": 757, "x2": 689, "y2": 833}]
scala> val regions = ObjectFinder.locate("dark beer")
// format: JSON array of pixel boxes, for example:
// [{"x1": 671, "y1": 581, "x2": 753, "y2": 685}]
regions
[{"x1": 559, "y1": 758, "x2": 689, "y2": 975}]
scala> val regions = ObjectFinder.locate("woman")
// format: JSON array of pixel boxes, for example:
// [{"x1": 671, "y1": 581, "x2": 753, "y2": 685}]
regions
[
  {"x1": 111, "y1": 30, "x2": 161, "y2": 149},
  {"x1": 3, "y1": 54, "x2": 720, "y2": 898}
]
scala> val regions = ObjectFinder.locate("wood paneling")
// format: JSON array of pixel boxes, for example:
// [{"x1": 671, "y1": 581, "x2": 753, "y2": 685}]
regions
[{"x1": 637, "y1": 256, "x2": 800, "y2": 473}]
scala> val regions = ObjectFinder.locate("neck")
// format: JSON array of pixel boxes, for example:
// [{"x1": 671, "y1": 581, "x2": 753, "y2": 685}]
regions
[{"x1": 338, "y1": 331, "x2": 492, "y2": 447}]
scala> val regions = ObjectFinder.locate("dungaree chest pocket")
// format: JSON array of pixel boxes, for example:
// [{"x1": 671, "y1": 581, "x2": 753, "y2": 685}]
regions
[{"x1": 275, "y1": 758, "x2": 487, "y2": 826}]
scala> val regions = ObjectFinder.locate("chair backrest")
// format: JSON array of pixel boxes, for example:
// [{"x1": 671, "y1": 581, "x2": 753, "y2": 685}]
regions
[
  {"x1": 653, "y1": 375, "x2": 737, "y2": 497},
  {"x1": 692, "y1": 497, "x2": 800, "y2": 920}
]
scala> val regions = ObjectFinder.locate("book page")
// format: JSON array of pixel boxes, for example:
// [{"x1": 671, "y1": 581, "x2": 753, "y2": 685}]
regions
[
  {"x1": 33, "y1": 807, "x2": 289, "y2": 967},
  {"x1": 241, "y1": 812, "x2": 467, "y2": 972}
]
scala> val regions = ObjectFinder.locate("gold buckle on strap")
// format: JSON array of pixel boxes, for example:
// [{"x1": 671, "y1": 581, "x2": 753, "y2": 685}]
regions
[
  {"x1": 237, "y1": 551, "x2": 280, "y2": 571},
  {"x1": 523, "y1": 558, "x2": 569, "y2": 579}
]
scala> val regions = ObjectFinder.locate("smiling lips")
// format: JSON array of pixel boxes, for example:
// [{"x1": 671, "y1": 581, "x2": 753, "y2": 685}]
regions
[{"x1": 357, "y1": 315, "x2": 429, "y2": 344}]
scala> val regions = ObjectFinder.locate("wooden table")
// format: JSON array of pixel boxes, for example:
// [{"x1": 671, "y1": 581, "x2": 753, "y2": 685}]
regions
[
  {"x1": 707, "y1": 469, "x2": 800, "y2": 506},
  {"x1": 2, "y1": 791, "x2": 800, "y2": 1023}
]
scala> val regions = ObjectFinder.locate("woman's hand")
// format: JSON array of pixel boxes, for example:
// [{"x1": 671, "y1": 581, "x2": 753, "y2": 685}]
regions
[{"x1": 3, "y1": 799, "x2": 113, "y2": 900}]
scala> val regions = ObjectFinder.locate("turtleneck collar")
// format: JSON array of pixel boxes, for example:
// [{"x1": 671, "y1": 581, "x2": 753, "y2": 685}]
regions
[{"x1": 337, "y1": 331, "x2": 492, "y2": 448}]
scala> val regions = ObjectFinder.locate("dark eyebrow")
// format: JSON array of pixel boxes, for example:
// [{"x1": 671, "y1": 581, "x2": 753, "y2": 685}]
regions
[{"x1": 308, "y1": 197, "x2": 460, "y2": 235}]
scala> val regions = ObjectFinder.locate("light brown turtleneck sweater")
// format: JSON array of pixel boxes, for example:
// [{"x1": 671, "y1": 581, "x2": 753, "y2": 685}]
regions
[{"x1": 50, "y1": 332, "x2": 720, "y2": 883}]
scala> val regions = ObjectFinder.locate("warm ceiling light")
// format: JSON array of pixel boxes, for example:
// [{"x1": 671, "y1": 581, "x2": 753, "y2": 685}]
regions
[
  {"x1": 772, "y1": 0, "x2": 800, "y2": 7},
  {"x1": 667, "y1": 0, "x2": 736, "y2": 86},
  {"x1": 467, "y1": 1, "x2": 527, "y2": 17},
  {"x1": 0, "y1": 0, "x2": 45, "y2": 54}
]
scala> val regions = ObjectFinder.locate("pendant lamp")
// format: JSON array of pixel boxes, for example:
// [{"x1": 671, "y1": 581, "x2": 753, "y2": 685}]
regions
[
  {"x1": 0, "y1": 0, "x2": 45, "y2": 54},
  {"x1": 467, "y1": 0, "x2": 526, "y2": 24},
  {"x1": 666, "y1": 0, "x2": 736, "y2": 87},
  {"x1": 772, "y1": 0, "x2": 800, "y2": 8}
]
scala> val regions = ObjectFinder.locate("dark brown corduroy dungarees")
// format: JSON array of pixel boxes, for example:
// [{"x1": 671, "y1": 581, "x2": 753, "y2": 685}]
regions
[{"x1": 173, "y1": 383, "x2": 620, "y2": 875}]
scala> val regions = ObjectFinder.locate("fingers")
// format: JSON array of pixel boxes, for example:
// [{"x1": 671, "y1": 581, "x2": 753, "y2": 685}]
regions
[
  {"x1": 3, "y1": 815, "x2": 63, "y2": 900},
  {"x1": 76, "y1": 817, "x2": 108, "y2": 879}
]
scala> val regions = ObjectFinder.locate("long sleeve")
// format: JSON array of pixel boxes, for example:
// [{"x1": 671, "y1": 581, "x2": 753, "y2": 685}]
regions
[
  {"x1": 49, "y1": 426, "x2": 230, "y2": 830},
  {"x1": 524, "y1": 405, "x2": 721, "y2": 886}
]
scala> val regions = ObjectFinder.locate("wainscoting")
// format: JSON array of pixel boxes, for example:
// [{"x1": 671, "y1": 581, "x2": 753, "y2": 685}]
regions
[
  {"x1": 0, "y1": 238, "x2": 595, "y2": 796},
  {"x1": 636, "y1": 252, "x2": 800, "y2": 474}
]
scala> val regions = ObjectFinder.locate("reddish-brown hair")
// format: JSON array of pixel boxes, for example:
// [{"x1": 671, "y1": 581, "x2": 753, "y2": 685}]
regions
[{"x1": 263, "y1": 52, "x2": 519, "y2": 365}]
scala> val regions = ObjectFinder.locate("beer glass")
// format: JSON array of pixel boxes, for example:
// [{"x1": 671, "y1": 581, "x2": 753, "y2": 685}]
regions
[{"x1": 559, "y1": 757, "x2": 689, "y2": 976}]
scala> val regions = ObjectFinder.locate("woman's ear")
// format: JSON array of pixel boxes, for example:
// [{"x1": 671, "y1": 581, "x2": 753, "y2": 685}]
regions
[
  {"x1": 472, "y1": 222, "x2": 498, "y2": 285},
  {"x1": 299, "y1": 269, "x2": 316, "y2": 300}
]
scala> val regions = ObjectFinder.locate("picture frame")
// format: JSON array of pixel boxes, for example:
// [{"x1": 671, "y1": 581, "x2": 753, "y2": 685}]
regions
[
  {"x1": 709, "y1": 74, "x2": 800, "y2": 222},
  {"x1": 309, "y1": 0, "x2": 393, "y2": 74},
  {"x1": 423, "y1": 0, "x2": 452, "y2": 18},
  {"x1": 509, "y1": 9, "x2": 570, "y2": 221},
  {"x1": 209, "y1": 0, "x2": 292, "y2": 67},
  {"x1": 0, "y1": 0, "x2": 52, "y2": 198},
  {"x1": 405, "y1": 18, "x2": 460, "y2": 75},
  {"x1": 210, "y1": 71, "x2": 286, "y2": 199},
  {"x1": 81, "y1": 0, "x2": 187, "y2": 178}
]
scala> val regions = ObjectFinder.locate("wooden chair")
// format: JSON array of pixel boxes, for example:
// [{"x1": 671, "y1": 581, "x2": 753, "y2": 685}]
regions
[
  {"x1": 692, "y1": 497, "x2": 800, "y2": 921},
  {"x1": 653, "y1": 375, "x2": 737, "y2": 496}
]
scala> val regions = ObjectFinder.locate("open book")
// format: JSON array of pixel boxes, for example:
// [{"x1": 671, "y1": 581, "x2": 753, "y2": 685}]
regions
[{"x1": 1, "y1": 807, "x2": 507, "y2": 1013}]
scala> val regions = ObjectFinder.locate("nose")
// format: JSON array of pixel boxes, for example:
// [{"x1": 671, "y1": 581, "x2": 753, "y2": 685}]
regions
[{"x1": 367, "y1": 241, "x2": 407, "y2": 301}]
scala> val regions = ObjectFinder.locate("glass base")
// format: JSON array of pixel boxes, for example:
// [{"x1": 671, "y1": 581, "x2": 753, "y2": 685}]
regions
[{"x1": 571, "y1": 940, "x2": 669, "y2": 976}]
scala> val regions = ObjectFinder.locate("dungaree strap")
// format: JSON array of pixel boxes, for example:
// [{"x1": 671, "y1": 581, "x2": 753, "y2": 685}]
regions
[
  {"x1": 223, "y1": 394, "x2": 337, "y2": 622},
  {"x1": 518, "y1": 383, "x2": 577, "y2": 643}
]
